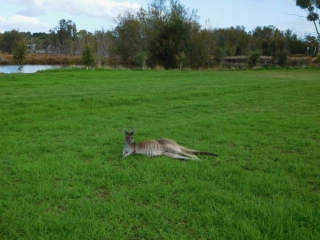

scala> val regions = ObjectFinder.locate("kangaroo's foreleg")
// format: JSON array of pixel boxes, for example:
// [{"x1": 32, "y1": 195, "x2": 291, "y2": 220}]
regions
[
  {"x1": 122, "y1": 149, "x2": 127, "y2": 156},
  {"x1": 123, "y1": 150, "x2": 135, "y2": 158}
]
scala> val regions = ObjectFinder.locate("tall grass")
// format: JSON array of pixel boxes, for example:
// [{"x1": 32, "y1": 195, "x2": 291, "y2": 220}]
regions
[
  {"x1": 0, "y1": 53, "x2": 82, "y2": 65},
  {"x1": 0, "y1": 69, "x2": 319, "y2": 239}
]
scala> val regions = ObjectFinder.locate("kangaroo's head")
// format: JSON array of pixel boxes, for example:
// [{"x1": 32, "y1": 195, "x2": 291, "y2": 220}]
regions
[{"x1": 123, "y1": 128, "x2": 136, "y2": 144}]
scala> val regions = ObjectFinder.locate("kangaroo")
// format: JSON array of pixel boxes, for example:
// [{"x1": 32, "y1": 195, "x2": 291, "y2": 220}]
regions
[{"x1": 122, "y1": 128, "x2": 218, "y2": 160}]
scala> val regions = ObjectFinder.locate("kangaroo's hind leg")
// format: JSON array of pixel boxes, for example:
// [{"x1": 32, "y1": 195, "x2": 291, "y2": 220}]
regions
[
  {"x1": 163, "y1": 152, "x2": 198, "y2": 161},
  {"x1": 166, "y1": 146, "x2": 199, "y2": 160},
  {"x1": 176, "y1": 151, "x2": 199, "y2": 160}
]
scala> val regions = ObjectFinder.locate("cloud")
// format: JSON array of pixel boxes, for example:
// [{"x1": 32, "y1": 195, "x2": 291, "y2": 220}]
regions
[
  {"x1": 0, "y1": 14, "x2": 50, "y2": 32},
  {"x1": 0, "y1": 0, "x2": 142, "y2": 32},
  {"x1": 16, "y1": 0, "x2": 141, "y2": 20}
]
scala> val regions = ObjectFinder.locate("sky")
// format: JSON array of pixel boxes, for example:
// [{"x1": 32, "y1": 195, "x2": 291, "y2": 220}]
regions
[{"x1": 0, "y1": 0, "x2": 317, "y2": 38}]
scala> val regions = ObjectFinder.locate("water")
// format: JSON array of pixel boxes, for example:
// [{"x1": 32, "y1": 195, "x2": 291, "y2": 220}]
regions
[{"x1": 0, "y1": 65, "x2": 79, "y2": 74}]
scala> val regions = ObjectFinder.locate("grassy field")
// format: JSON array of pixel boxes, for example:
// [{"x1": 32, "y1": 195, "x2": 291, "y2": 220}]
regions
[{"x1": 0, "y1": 68, "x2": 319, "y2": 239}]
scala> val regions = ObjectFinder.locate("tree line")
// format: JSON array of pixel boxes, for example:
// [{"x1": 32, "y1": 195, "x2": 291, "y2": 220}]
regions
[{"x1": 0, "y1": 0, "x2": 319, "y2": 69}]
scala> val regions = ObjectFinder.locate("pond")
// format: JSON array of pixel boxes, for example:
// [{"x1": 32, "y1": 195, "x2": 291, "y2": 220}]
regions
[{"x1": 0, "y1": 65, "x2": 80, "y2": 74}]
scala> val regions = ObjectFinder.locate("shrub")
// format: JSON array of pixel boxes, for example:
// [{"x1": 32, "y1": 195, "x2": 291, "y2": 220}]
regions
[
  {"x1": 276, "y1": 51, "x2": 288, "y2": 67},
  {"x1": 154, "y1": 65, "x2": 164, "y2": 70},
  {"x1": 13, "y1": 41, "x2": 27, "y2": 65},
  {"x1": 0, "y1": 54, "x2": 10, "y2": 64},
  {"x1": 135, "y1": 52, "x2": 148, "y2": 69},
  {"x1": 214, "y1": 45, "x2": 225, "y2": 66},
  {"x1": 248, "y1": 51, "x2": 261, "y2": 68},
  {"x1": 82, "y1": 45, "x2": 96, "y2": 68},
  {"x1": 175, "y1": 52, "x2": 187, "y2": 71}
]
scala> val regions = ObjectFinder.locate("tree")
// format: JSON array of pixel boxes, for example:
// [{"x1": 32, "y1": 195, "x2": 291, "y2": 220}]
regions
[
  {"x1": 295, "y1": 0, "x2": 320, "y2": 51},
  {"x1": 214, "y1": 44, "x2": 226, "y2": 66},
  {"x1": 247, "y1": 51, "x2": 261, "y2": 68},
  {"x1": 13, "y1": 40, "x2": 27, "y2": 65},
  {"x1": 114, "y1": 10, "x2": 145, "y2": 61},
  {"x1": 146, "y1": 0, "x2": 200, "y2": 69},
  {"x1": 276, "y1": 51, "x2": 288, "y2": 67},
  {"x1": 175, "y1": 52, "x2": 187, "y2": 70},
  {"x1": 95, "y1": 29, "x2": 110, "y2": 57},
  {"x1": 305, "y1": 35, "x2": 319, "y2": 55},
  {"x1": 135, "y1": 51, "x2": 148, "y2": 69},
  {"x1": 220, "y1": 26, "x2": 250, "y2": 56},
  {"x1": 251, "y1": 26, "x2": 287, "y2": 64},
  {"x1": 284, "y1": 29, "x2": 308, "y2": 54},
  {"x1": 49, "y1": 19, "x2": 77, "y2": 55},
  {"x1": 190, "y1": 29, "x2": 213, "y2": 69},
  {"x1": 77, "y1": 30, "x2": 94, "y2": 53},
  {"x1": 82, "y1": 45, "x2": 96, "y2": 68},
  {"x1": 0, "y1": 30, "x2": 26, "y2": 54}
]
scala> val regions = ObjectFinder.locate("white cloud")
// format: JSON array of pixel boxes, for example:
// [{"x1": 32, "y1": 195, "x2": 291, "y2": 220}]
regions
[
  {"x1": 16, "y1": 0, "x2": 141, "y2": 20},
  {"x1": 0, "y1": 0, "x2": 142, "y2": 32},
  {"x1": 0, "y1": 14, "x2": 50, "y2": 32}
]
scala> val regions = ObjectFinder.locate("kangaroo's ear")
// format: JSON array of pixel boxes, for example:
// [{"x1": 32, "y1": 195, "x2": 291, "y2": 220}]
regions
[
  {"x1": 132, "y1": 128, "x2": 137, "y2": 134},
  {"x1": 123, "y1": 128, "x2": 128, "y2": 134}
]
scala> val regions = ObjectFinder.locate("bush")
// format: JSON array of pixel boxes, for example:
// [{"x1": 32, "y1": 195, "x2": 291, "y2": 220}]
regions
[
  {"x1": 175, "y1": 52, "x2": 187, "y2": 71},
  {"x1": 135, "y1": 52, "x2": 148, "y2": 69},
  {"x1": 248, "y1": 51, "x2": 261, "y2": 68},
  {"x1": 82, "y1": 45, "x2": 96, "y2": 67},
  {"x1": 214, "y1": 45, "x2": 225, "y2": 66},
  {"x1": 276, "y1": 51, "x2": 288, "y2": 67},
  {"x1": 13, "y1": 41, "x2": 27, "y2": 65}
]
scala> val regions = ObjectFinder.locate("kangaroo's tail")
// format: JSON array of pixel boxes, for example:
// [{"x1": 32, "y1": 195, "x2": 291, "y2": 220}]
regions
[
  {"x1": 180, "y1": 146, "x2": 218, "y2": 157},
  {"x1": 193, "y1": 151, "x2": 219, "y2": 156}
]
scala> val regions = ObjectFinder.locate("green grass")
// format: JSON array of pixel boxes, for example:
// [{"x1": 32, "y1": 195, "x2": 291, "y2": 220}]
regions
[{"x1": 0, "y1": 68, "x2": 319, "y2": 239}]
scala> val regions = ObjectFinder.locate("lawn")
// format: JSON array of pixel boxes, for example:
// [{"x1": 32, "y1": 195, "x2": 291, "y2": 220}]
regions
[{"x1": 0, "y1": 68, "x2": 319, "y2": 239}]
